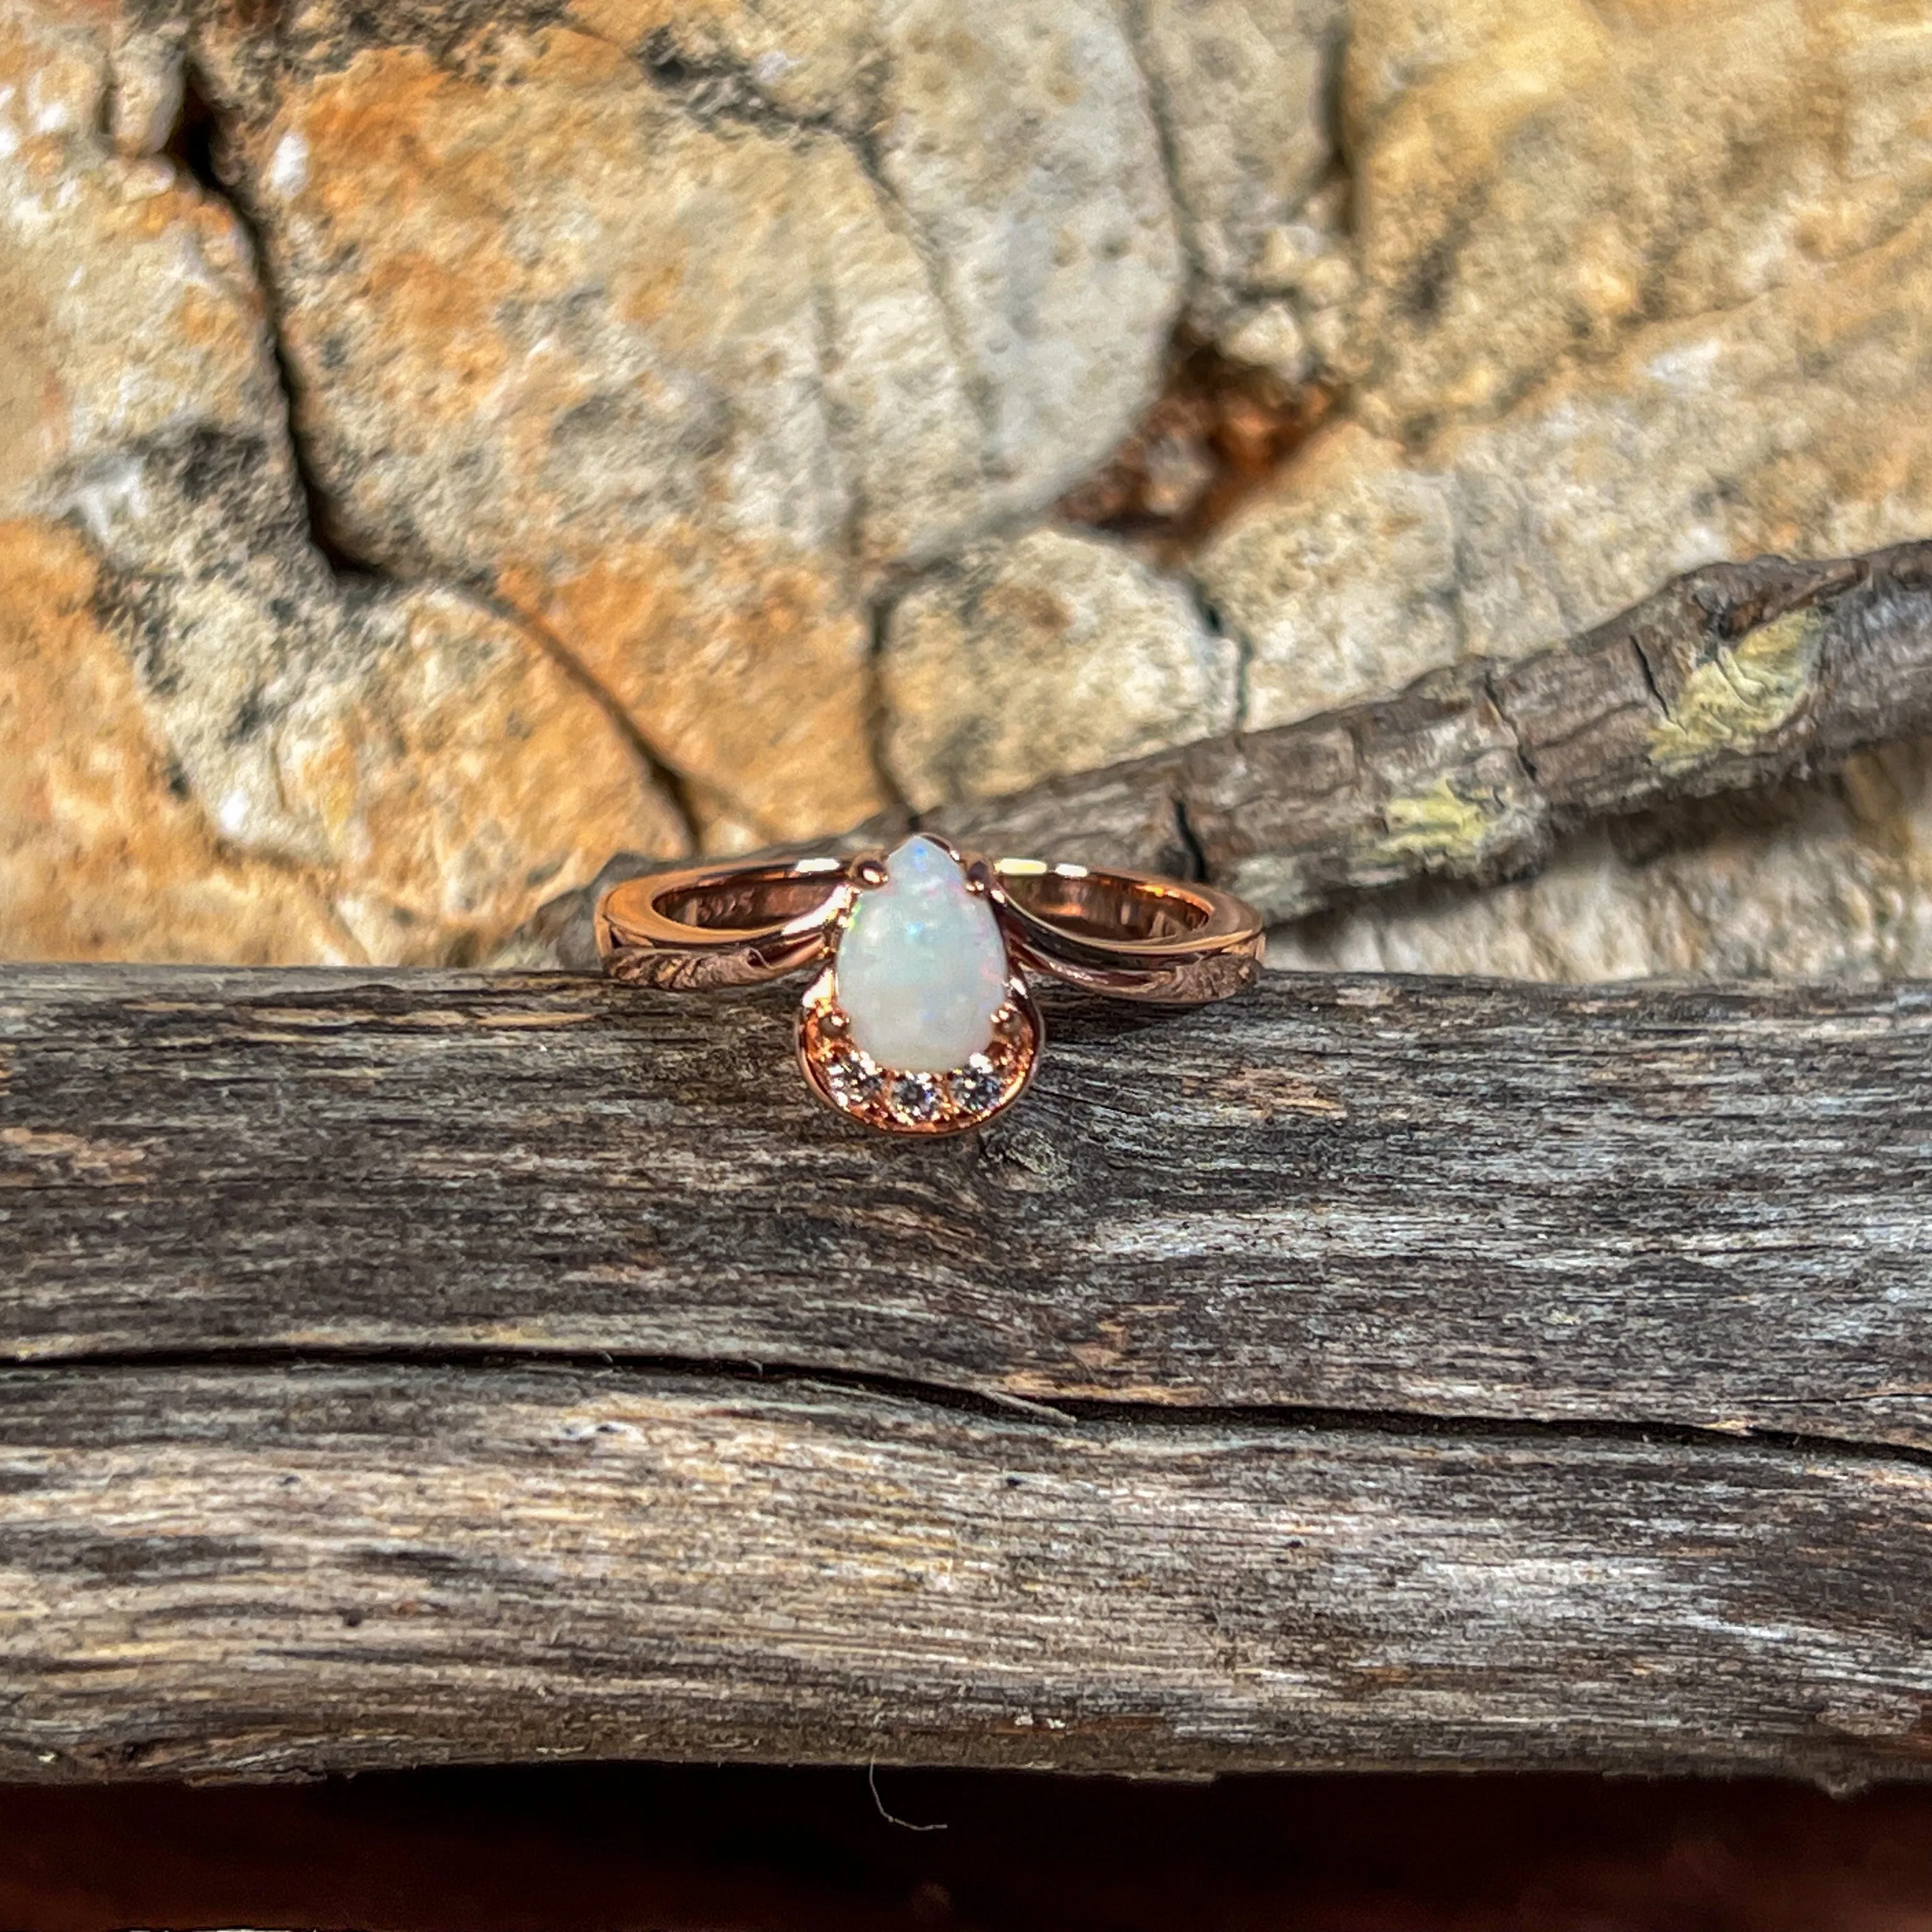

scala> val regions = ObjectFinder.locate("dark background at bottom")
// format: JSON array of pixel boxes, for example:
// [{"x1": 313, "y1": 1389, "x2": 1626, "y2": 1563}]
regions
[{"x1": 6, "y1": 1764, "x2": 1932, "y2": 1932}]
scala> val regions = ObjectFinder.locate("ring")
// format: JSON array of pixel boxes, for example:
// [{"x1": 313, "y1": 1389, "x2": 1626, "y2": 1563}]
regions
[{"x1": 596, "y1": 834, "x2": 1266, "y2": 1136}]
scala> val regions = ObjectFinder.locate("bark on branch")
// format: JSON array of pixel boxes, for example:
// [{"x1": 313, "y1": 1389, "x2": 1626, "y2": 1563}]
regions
[
  {"x1": 937, "y1": 540, "x2": 1932, "y2": 918},
  {"x1": 3, "y1": 964, "x2": 1931, "y2": 1784},
  {"x1": 517, "y1": 539, "x2": 1932, "y2": 967}
]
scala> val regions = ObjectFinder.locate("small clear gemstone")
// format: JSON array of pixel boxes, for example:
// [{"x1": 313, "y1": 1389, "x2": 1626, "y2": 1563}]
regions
[
  {"x1": 825, "y1": 1047, "x2": 883, "y2": 1108},
  {"x1": 948, "y1": 1057, "x2": 1005, "y2": 1116},
  {"x1": 888, "y1": 1071, "x2": 942, "y2": 1123}
]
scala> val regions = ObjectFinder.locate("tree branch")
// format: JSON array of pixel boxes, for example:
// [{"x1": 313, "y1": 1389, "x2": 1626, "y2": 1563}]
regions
[{"x1": 513, "y1": 540, "x2": 1932, "y2": 967}]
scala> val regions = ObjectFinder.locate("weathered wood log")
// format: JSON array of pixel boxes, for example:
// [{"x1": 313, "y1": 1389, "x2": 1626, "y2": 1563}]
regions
[
  {"x1": 3, "y1": 963, "x2": 1931, "y2": 1786},
  {"x1": 7, "y1": 965, "x2": 1930, "y2": 1440},
  {"x1": 513, "y1": 539, "x2": 1932, "y2": 970},
  {"x1": 6, "y1": 1362, "x2": 1932, "y2": 1788}
]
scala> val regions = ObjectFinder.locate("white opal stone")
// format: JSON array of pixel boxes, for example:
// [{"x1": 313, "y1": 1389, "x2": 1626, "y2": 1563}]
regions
[{"x1": 836, "y1": 836, "x2": 1009, "y2": 1071}]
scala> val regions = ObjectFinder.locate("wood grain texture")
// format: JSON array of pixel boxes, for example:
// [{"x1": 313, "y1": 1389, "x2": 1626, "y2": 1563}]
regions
[
  {"x1": 512, "y1": 540, "x2": 1932, "y2": 967},
  {"x1": 4, "y1": 962, "x2": 1932, "y2": 1783},
  {"x1": 5, "y1": 965, "x2": 1931, "y2": 1441},
  {"x1": 5, "y1": 1362, "x2": 1932, "y2": 1788}
]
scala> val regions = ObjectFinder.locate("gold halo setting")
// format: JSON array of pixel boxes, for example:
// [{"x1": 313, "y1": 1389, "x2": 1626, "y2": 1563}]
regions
[{"x1": 797, "y1": 964, "x2": 1041, "y2": 1137}]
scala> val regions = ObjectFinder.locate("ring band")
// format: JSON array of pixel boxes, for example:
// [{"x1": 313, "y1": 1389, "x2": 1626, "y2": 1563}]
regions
[{"x1": 597, "y1": 836, "x2": 1265, "y2": 1135}]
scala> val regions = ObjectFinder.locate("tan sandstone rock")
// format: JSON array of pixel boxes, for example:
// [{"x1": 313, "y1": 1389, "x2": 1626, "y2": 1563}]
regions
[
  {"x1": 192, "y1": 0, "x2": 1183, "y2": 841},
  {"x1": 1211, "y1": 0, "x2": 1932, "y2": 696},
  {"x1": 1194, "y1": 0, "x2": 1932, "y2": 981},
  {"x1": 882, "y1": 526, "x2": 1238, "y2": 809},
  {"x1": 14, "y1": 0, "x2": 1932, "y2": 986},
  {"x1": 0, "y1": 518, "x2": 352, "y2": 965},
  {"x1": 0, "y1": 6, "x2": 280, "y2": 502},
  {"x1": 1342, "y1": 0, "x2": 1932, "y2": 438},
  {"x1": 1, "y1": 0, "x2": 684, "y2": 963},
  {"x1": 1129, "y1": 0, "x2": 1343, "y2": 363},
  {"x1": 1208, "y1": 199, "x2": 1932, "y2": 733}
]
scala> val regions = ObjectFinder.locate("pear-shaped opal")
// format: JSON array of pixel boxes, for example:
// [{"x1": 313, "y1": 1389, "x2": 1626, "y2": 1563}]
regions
[{"x1": 835, "y1": 836, "x2": 1010, "y2": 1071}]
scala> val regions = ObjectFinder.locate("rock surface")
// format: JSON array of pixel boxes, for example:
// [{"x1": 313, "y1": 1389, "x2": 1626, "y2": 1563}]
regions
[
  {"x1": 8, "y1": 0, "x2": 1932, "y2": 981},
  {"x1": 1205, "y1": 203, "x2": 1932, "y2": 730},
  {"x1": 1192, "y1": 0, "x2": 1932, "y2": 981},
  {"x1": 193, "y1": 0, "x2": 1183, "y2": 843},
  {"x1": 0, "y1": 518, "x2": 352, "y2": 964},
  {"x1": 0, "y1": 0, "x2": 684, "y2": 965},
  {"x1": 1130, "y1": 0, "x2": 1343, "y2": 358},
  {"x1": 881, "y1": 526, "x2": 1238, "y2": 809},
  {"x1": 1338, "y1": 0, "x2": 1932, "y2": 442}
]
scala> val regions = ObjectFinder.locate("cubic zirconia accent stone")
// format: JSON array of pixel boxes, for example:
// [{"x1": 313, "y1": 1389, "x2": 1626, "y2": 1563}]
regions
[
  {"x1": 825, "y1": 1047, "x2": 884, "y2": 1107},
  {"x1": 887, "y1": 1071, "x2": 942, "y2": 1123},
  {"x1": 948, "y1": 1057, "x2": 1005, "y2": 1114}
]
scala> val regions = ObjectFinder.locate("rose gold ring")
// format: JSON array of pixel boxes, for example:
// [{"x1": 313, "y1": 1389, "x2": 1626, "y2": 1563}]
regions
[{"x1": 596, "y1": 834, "x2": 1265, "y2": 1137}]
